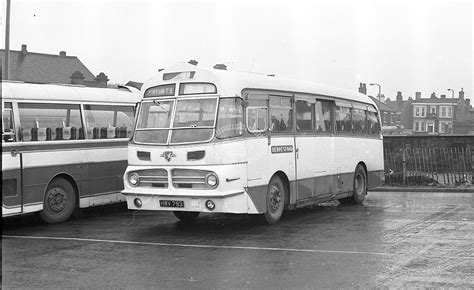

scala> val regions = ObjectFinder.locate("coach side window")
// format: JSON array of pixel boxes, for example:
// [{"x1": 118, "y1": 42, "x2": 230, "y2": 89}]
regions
[
  {"x1": 367, "y1": 109, "x2": 381, "y2": 135},
  {"x1": 335, "y1": 104, "x2": 352, "y2": 133},
  {"x1": 18, "y1": 103, "x2": 82, "y2": 141},
  {"x1": 315, "y1": 100, "x2": 333, "y2": 133},
  {"x1": 352, "y1": 104, "x2": 367, "y2": 134},
  {"x1": 270, "y1": 96, "x2": 293, "y2": 133},
  {"x1": 295, "y1": 100, "x2": 314, "y2": 132},
  {"x1": 2, "y1": 103, "x2": 16, "y2": 142},
  {"x1": 84, "y1": 105, "x2": 134, "y2": 139},
  {"x1": 247, "y1": 107, "x2": 267, "y2": 133}
]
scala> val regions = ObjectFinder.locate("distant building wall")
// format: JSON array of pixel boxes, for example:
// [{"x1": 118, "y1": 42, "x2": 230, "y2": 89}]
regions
[{"x1": 384, "y1": 135, "x2": 474, "y2": 150}]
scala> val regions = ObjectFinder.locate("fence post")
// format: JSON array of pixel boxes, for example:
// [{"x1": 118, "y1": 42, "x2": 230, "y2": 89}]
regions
[{"x1": 402, "y1": 149, "x2": 407, "y2": 184}]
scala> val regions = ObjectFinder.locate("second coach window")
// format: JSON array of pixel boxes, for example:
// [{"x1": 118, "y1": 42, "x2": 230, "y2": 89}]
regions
[
  {"x1": 270, "y1": 96, "x2": 293, "y2": 132},
  {"x1": 295, "y1": 100, "x2": 314, "y2": 132},
  {"x1": 84, "y1": 105, "x2": 134, "y2": 139}
]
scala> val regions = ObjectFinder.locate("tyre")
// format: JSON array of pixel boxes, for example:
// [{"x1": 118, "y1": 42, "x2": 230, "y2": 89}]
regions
[
  {"x1": 173, "y1": 211, "x2": 200, "y2": 223},
  {"x1": 38, "y1": 178, "x2": 77, "y2": 224},
  {"x1": 340, "y1": 164, "x2": 367, "y2": 205},
  {"x1": 263, "y1": 175, "x2": 286, "y2": 224}
]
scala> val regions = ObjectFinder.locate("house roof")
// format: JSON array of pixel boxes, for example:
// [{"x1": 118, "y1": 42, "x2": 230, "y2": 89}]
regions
[
  {"x1": 411, "y1": 98, "x2": 460, "y2": 104},
  {"x1": 369, "y1": 96, "x2": 396, "y2": 112},
  {"x1": 1, "y1": 48, "x2": 95, "y2": 84},
  {"x1": 385, "y1": 99, "x2": 413, "y2": 112}
]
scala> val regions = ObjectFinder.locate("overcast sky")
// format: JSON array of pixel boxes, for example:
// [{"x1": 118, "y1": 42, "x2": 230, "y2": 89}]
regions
[{"x1": 2, "y1": 0, "x2": 472, "y2": 100}]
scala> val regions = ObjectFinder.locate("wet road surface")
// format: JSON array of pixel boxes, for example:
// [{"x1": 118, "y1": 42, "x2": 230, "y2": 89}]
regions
[{"x1": 2, "y1": 191, "x2": 473, "y2": 288}]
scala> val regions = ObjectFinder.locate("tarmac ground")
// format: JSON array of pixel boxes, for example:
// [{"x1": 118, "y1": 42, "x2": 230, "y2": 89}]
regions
[{"x1": 2, "y1": 190, "x2": 473, "y2": 288}]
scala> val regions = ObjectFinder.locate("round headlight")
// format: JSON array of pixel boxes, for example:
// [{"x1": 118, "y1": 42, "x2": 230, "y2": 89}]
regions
[
  {"x1": 128, "y1": 172, "x2": 139, "y2": 187},
  {"x1": 205, "y1": 173, "x2": 219, "y2": 188}
]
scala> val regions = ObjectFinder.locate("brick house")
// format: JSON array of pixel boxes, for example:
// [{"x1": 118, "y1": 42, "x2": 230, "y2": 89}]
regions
[
  {"x1": 1, "y1": 44, "x2": 109, "y2": 87},
  {"x1": 383, "y1": 91, "x2": 413, "y2": 133},
  {"x1": 410, "y1": 90, "x2": 472, "y2": 134}
]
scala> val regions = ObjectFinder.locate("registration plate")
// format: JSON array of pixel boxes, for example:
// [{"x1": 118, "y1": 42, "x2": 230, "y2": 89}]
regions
[{"x1": 159, "y1": 200, "x2": 184, "y2": 208}]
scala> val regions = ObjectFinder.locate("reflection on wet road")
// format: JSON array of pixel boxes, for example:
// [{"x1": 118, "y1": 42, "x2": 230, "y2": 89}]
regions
[{"x1": 2, "y1": 191, "x2": 473, "y2": 288}]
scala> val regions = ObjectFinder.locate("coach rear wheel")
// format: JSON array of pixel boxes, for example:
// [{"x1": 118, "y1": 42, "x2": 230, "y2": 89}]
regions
[
  {"x1": 263, "y1": 176, "x2": 286, "y2": 224},
  {"x1": 173, "y1": 211, "x2": 200, "y2": 223},
  {"x1": 340, "y1": 164, "x2": 367, "y2": 205},
  {"x1": 38, "y1": 178, "x2": 77, "y2": 224}
]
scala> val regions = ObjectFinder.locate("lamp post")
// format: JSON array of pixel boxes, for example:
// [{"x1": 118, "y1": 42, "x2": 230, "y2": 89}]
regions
[
  {"x1": 3, "y1": 0, "x2": 11, "y2": 80},
  {"x1": 447, "y1": 88, "x2": 455, "y2": 134},
  {"x1": 369, "y1": 83, "x2": 381, "y2": 102}
]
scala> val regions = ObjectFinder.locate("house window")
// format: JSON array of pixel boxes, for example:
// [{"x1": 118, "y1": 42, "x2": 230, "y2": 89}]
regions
[
  {"x1": 439, "y1": 121, "x2": 451, "y2": 134},
  {"x1": 439, "y1": 122, "x2": 445, "y2": 133},
  {"x1": 414, "y1": 106, "x2": 426, "y2": 117},
  {"x1": 420, "y1": 121, "x2": 426, "y2": 132},
  {"x1": 414, "y1": 121, "x2": 419, "y2": 132},
  {"x1": 430, "y1": 106, "x2": 436, "y2": 115},
  {"x1": 440, "y1": 106, "x2": 453, "y2": 118}
]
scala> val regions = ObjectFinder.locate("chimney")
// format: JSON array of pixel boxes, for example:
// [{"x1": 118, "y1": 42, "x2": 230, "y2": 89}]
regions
[
  {"x1": 213, "y1": 64, "x2": 227, "y2": 70},
  {"x1": 459, "y1": 88, "x2": 464, "y2": 100},
  {"x1": 59, "y1": 51, "x2": 66, "y2": 57},
  {"x1": 466, "y1": 99, "x2": 470, "y2": 106},
  {"x1": 95, "y1": 72, "x2": 109, "y2": 88},
  {"x1": 396, "y1": 91, "x2": 403, "y2": 102},
  {"x1": 358, "y1": 83, "x2": 367, "y2": 94},
  {"x1": 440, "y1": 94, "x2": 446, "y2": 99},
  {"x1": 70, "y1": 71, "x2": 85, "y2": 85},
  {"x1": 415, "y1": 92, "x2": 421, "y2": 100},
  {"x1": 21, "y1": 44, "x2": 27, "y2": 55},
  {"x1": 188, "y1": 59, "x2": 198, "y2": 66}
]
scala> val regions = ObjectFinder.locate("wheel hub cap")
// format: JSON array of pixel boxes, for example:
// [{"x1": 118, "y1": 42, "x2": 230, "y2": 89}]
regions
[
  {"x1": 355, "y1": 174, "x2": 365, "y2": 196},
  {"x1": 47, "y1": 189, "x2": 67, "y2": 212},
  {"x1": 269, "y1": 185, "x2": 281, "y2": 213}
]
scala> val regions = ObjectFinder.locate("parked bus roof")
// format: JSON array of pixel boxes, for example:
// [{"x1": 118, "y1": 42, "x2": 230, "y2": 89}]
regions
[
  {"x1": 2, "y1": 81, "x2": 140, "y2": 103},
  {"x1": 142, "y1": 62, "x2": 376, "y2": 107}
]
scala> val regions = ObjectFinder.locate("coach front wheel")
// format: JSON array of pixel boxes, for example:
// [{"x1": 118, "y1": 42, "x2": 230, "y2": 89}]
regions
[
  {"x1": 263, "y1": 176, "x2": 286, "y2": 224},
  {"x1": 38, "y1": 178, "x2": 77, "y2": 224}
]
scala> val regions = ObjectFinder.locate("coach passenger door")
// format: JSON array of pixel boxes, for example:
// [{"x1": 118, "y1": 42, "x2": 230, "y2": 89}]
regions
[{"x1": 2, "y1": 102, "x2": 23, "y2": 215}]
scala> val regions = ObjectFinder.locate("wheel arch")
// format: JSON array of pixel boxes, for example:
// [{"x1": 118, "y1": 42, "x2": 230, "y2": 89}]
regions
[{"x1": 356, "y1": 161, "x2": 368, "y2": 176}]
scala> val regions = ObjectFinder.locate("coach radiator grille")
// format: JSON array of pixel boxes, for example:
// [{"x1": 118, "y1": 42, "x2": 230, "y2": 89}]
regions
[
  {"x1": 171, "y1": 169, "x2": 211, "y2": 189},
  {"x1": 134, "y1": 169, "x2": 168, "y2": 188}
]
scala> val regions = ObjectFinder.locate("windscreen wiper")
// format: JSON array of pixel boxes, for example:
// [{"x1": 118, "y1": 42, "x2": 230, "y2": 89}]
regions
[{"x1": 153, "y1": 100, "x2": 170, "y2": 115}]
